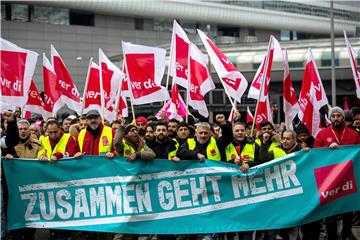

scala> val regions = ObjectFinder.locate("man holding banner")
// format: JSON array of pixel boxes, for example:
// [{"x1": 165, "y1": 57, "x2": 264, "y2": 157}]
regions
[
  {"x1": 314, "y1": 106, "x2": 360, "y2": 240},
  {"x1": 75, "y1": 109, "x2": 115, "y2": 158}
]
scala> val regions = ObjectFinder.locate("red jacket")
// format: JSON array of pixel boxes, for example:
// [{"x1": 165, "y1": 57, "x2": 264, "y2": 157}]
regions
[
  {"x1": 77, "y1": 124, "x2": 115, "y2": 155},
  {"x1": 50, "y1": 132, "x2": 79, "y2": 159},
  {"x1": 314, "y1": 125, "x2": 360, "y2": 148}
]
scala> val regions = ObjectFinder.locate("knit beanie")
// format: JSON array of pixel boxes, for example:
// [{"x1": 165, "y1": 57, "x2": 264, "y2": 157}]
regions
[{"x1": 328, "y1": 106, "x2": 345, "y2": 119}]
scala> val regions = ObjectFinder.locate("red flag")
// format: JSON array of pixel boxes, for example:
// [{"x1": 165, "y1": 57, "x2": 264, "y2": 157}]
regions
[
  {"x1": 82, "y1": 60, "x2": 101, "y2": 115},
  {"x1": 248, "y1": 36, "x2": 282, "y2": 101},
  {"x1": 283, "y1": 49, "x2": 300, "y2": 130},
  {"x1": 344, "y1": 100, "x2": 350, "y2": 111},
  {"x1": 301, "y1": 88, "x2": 322, "y2": 137},
  {"x1": 51, "y1": 44, "x2": 81, "y2": 113},
  {"x1": 255, "y1": 98, "x2": 273, "y2": 129},
  {"x1": 122, "y1": 41, "x2": 169, "y2": 105},
  {"x1": 42, "y1": 53, "x2": 63, "y2": 117},
  {"x1": 168, "y1": 83, "x2": 187, "y2": 121},
  {"x1": 24, "y1": 80, "x2": 48, "y2": 119},
  {"x1": 188, "y1": 44, "x2": 215, "y2": 118},
  {"x1": 1, "y1": 38, "x2": 38, "y2": 112},
  {"x1": 118, "y1": 96, "x2": 128, "y2": 118},
  {"x1": 344, "y1": 31, "x2": 360, "y2": 98},
  {"x1": 198, "y1": 29, "x2": 248, "y2": 103},
  {"x1": 298, "y1": 49, "x2": 328, "y2": 137},
  {"x1": 246, "y1": 106, "x2": 254, "y2": 123},
  {"x1": 99, "y1": 48, "x2": 125, "y2": 122},
  {"x1": 298, "y1": 49, "x2": 328, "y2": 126},
  {"x1": 170, "y1": 20, "x2": 190, "y2": 89}
]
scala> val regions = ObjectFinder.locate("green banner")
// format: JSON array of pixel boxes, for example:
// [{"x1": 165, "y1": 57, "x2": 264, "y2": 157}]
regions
[{"x1": 3, "y1": 145, "x2": 360, "y2": 234}]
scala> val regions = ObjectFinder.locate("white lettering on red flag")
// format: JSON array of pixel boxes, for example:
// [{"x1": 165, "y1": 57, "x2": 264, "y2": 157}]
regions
[
  {"x1": 170, "y1": 20, "x2": 190, "y2": 89},
  {"x1": 42, "y1": 53, "x2": 63, "y2": 117},
  {"x1": 122, "y1": 41, "x2": 169, "y2": 105},
  {"x1": 1, "y1": 38, "x2": 38, "y2": 112},
  {"x1": 24, "y1": 80, "x2": 50, "y2": 119},
  {"x1": 188, "y1": 44, "x2": 215, "y2": 118},
  {"x1": 298, "y1": 49, "x2": 328, "y2": 124},
  {"x1": 51, "y1": 45, "x2": 81, "y2": 113},
  {"x1": 198, "y1": 29, "x2": 248, "y2": 103},
  {"x1": 283, "y1": 49, "x2": 299, "y2": 130}
]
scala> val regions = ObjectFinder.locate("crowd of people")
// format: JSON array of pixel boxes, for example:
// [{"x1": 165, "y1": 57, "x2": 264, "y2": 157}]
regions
[{"x1": 1, "y1": 105, "x2": 360, "y2": 240}]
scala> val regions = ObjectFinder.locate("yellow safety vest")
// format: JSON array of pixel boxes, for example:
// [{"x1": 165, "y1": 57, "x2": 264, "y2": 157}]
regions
[
  {"x1": 168, "y1": 140, "x2": 178, "y2": 160},
  {"x1": 255, "y1": 138, "x2": 286, "y2": 159},
  {"x1": 187, "y1": 137, "x2": 221, "y2": 161},
  {"x1": 122, "y1": 140, "x2": 145, "y2": 157},
  {"x1": 37, "y1": 133, "x2": 71, "y2": 158},
  {"x1": 78, "y1": 126, "x2": 113, "y2": 154},
  {"x1": 225, "y1": 142, "x2": 255, "y2": 162}
]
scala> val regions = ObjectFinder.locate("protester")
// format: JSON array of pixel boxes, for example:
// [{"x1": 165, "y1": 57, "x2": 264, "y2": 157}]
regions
[
  {"x1": 177, "y1": 114, "x2": 231, "y2": 162},
  {"x1": 144, "y1": 123, "x2": 155, "y2": 145},
  {"x1": 135, "y1": 116, "x2": 148, "y2": 137},
  {"x1": 147, "y1": 121, "x2": 179, "y2": 161},
  {"x1": 167, "y1": 118, "x2": 179, "y2": 139},
  {"x1": 295, "y1": 123, "x2": 315, "y2": 148},
  {"x1": 314, "y1": 106, "x2": 360, "y2": 240},
  {"x1": 211, "y1": 123, "x2": 222, "y2": 139},
  {"x1": 175, "y1": 122, "x2": 190, "y2": 146},
  {"x1": 111, "y1": 119, "x2": 122, "y2": 131},
  {"x1": 114, "y1": 124, "x2": 155, "y2": 161},
  {"x1": 29, "y1": 122, "x2": 42, "y2": 139},
  {"x1": 75, "y1": 110, "x2": 114, "y2": 158},
  {"x1": 61, "y1": 114, "x2": 76, "y2": 133},
  {"x1": 254, "y1": 121, "x2": 285, "y2": 164}
]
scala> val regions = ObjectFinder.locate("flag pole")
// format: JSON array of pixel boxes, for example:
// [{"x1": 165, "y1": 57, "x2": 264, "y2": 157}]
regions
[
  {"x1": 164, "y1": 31, "x2": 174, "y2": 107},
  {"x1": 114, "y1": 61, "x2": 125, "y2": 120},
  {"x1": 99, "y1": 50, "x2": 105, "y2": 125},
  {"x1": 186, "y1": 43, "x2": 191, "y2": 123},
  {"x1": 214, "y1": 71, "x2": 237, "y2": 113},
  {"x1": 81, "y1": 57, "x2": 93, "y2": 117},
  {"x1": 251, "y1": 37, "x2": 272, "y2": 137},
  {"x1": 122, "y1": 51, "x2": 136, "y2": 121}
]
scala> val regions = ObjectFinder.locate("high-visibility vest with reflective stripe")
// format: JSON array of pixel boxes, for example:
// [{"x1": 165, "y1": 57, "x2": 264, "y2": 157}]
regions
[
  {"x1": 37, "y1": 133, "x2": 71, "y2": 158},
  {"x1": 255, "y1": 138, "x2": 286, "y2": 159},
  {"x1": 122, "y1": 140, "x2": 145, "y2": 157},
  {"x1": 225, "y1": 142, "x2": 255, "y2": 162},
  {"x1": 187, "y1": 137, "x2": 221, "y2": 161},
  {"x1": 78, "y1": 126, "x2": 113, "y2": 154}
]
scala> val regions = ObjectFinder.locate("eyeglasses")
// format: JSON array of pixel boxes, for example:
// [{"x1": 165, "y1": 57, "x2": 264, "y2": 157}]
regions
[{"x1": 261, "y1": 127, "x2": 272, "y2": 131}]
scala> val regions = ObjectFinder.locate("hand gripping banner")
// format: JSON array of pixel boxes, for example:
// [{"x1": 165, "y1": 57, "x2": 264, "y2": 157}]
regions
[{"x1": 3, "y1": 146, "x2": 360, "y2": 234}]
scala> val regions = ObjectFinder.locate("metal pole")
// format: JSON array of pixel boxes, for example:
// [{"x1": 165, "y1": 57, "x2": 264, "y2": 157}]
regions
[{"x1": 330, "y1": 1, "x2": 336, "y2": 106}]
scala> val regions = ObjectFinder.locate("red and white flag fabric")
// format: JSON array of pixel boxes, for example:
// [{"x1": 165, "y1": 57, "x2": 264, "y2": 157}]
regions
[
  {"x1": 298, "y1": 49, "x2": 328, "y2": 137},
  {"x1": 117, "y1": 96, "x2": 128, "y2": 118},
  {"x1": 170, "y1": 20, "x2": 190, "y2": 89},
  {"x1": 82, "y1": 60, "x2": 101, "y2": 115},
  {"x1": 122, "y1": 41, "x2": 169, "y2": 105},
  {"x1": 168, "y1": 83, "x2": 187, "y2": 121},
  {"x1": 283, "y1": 49, "x2": 300, "y2": 130},
  {"x1": 344, "y1": 31, "x2": 360, "y2": 98},
  {"x1": 1, "y1": 38, "x2": 38, "y2": 112},
  {"x1": 42, "y1": 53, "x2": 63, "y2": 117},
  {"x1": 198, "y1": 29, "x2": 248, "y2": 103},
  {"x1": 188, "y1": 44, "x2": 215, "y2": 118},
  {"x1": 255, "y1": 98, "x2": 273, "y2": 129},
  {"x1": 99, "y1": 48, "x2": 125, "y2": 122},
  {"x1": 51, "y1": 45, "x2": 81, "y2": 114},
  {"x1": 301, "y1": 87, "x2": 322, "y2": 137},
  {"x1": 246, "y1": 106, "x2": 254, "y2": 123},
  {"x1": 248, "y1": 35, "x2": 282, "y2": 101},
  {"x1": 298, "y1": 49, "x2": 328, "y2": 126},
  {"x1": 24, "y1": 80, "x2": 49, "y2": 119}
]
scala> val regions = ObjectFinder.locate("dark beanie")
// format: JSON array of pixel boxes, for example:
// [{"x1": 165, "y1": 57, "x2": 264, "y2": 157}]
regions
[
  {"x1": 295, "y1": 124, "x2": 309, "y2": 135},
  {"x1": 124, "y1": 124, "x2": 137, "y2": 135}
]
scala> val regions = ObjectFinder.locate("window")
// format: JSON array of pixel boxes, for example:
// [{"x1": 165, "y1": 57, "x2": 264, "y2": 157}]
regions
[
  {"x1": 69, "y1": 10, "x2": 94, "y2": 26},
  {"x1": 289, "y1": 62, "x2": 303, "y2": 68},
  {"x1": 32, "y1": 6, "x2": 69, "y2": 25},
  {"x1": 1, "y1": 3, "x2": 6, "y2": 20},
  {"x1": 212, "y1": 90, "x2": 224, "y2": 104},
  {"x1": 218, "y1": 26, "x2": 240, "y2": 37},
  {"x1": 135, "y1": 18, "x2": 144, "y2": 30},
  {"x1": 11, "y1": 4, "x2": 29, "y2": 22},
  {"x1": 248, "y1": 28, "x2": 255, "y2": 37}
]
